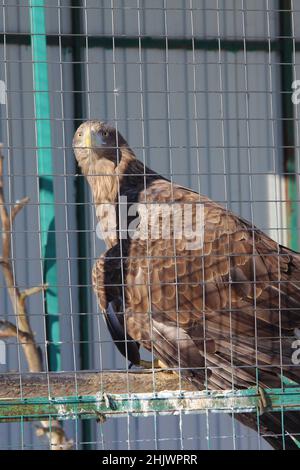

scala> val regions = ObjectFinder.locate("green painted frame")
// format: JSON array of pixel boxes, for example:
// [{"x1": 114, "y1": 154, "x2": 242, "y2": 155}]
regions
[
  {"x1": 1, "y1": 387, "x2": 300, "y2": 423},
  {"x1": 29, "y1": 0, "x2": 61, "y2": 371}
]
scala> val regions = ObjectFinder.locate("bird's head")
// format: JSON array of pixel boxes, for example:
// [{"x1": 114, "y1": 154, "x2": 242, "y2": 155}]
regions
[{"x1": 72, "y1": 120, "x2": 129, "y2": 175}]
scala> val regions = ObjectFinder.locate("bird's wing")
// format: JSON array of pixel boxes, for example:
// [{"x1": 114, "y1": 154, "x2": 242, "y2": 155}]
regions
[
  {"x1": 92, "y1": 177, "x2": 300, "y2": 449},
  {"x1": 122, "y1": 178, "x2": 300, "y2": 450},
  {"x1": 122, "y1": 178, "x2": 300, "y2": 389},
  {"x1": 92, "y1": 245, "x2": 140, "y2": 365}
]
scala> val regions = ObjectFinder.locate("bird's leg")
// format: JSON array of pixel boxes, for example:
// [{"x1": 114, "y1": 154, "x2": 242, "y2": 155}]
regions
[
  {"x1": 139, "y1": 359, "x2": 164, "y2": 369},
  {"x1": 257, "y1": 386, "x2": 269, "y2": 415},
  {"x1": 139, "y1": 358, "x2": 174, "y2": 373}
]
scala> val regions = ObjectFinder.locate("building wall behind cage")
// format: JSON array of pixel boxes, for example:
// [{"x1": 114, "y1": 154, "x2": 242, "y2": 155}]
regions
[
  {"x1": 0, "y1": 38, "x2": 82, "y2": 448},
  {"x1": 0, "y1": 0, "x2": 296, "y2": 450}
]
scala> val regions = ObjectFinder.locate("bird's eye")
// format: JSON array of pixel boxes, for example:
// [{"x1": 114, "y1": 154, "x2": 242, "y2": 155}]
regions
[
  {"x1": 102, "y1": 131, "x2": 109, "y2": 137},
  {"x1": 78, "y1": 132, "x2": 82, "y2": 137}
]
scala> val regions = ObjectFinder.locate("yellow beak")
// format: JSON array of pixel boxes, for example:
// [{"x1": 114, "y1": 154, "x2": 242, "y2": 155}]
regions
[
  {"x1": 85, "y1": 129, "x2": 104, "y2": 148},
  {"x1": 85, "y1": 129, "x2": 92, "y2": 148}
]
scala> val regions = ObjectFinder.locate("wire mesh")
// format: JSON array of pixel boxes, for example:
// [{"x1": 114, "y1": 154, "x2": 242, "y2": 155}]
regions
[{"x1": 0, "y1": 0, "x2": 299, "y2": 451}]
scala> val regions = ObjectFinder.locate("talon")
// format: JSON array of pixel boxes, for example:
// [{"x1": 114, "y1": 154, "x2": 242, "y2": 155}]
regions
[
  {"x1": 139, "y1": 358, "x2": 173, "y2": 372},
  {"x1": 139, "y1": 359, "x2": 160, "y2": 369}
]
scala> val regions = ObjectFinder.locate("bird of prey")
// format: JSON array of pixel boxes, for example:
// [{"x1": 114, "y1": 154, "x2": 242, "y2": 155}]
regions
[{"x1": 73, "y1": 120, "x2": 300, "y2": 450}]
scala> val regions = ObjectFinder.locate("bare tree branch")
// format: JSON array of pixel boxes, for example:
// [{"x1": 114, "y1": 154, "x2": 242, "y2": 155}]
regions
[
  {"x1": 0, "y1": 319, "x2": 31, "y2": 341},
  {"x1": 11, "y1": 196, "x2": 30, "y2": 221},
  {"x1": 20, "y1": 284, "x2": 48, "y2": 304},
  {"x1": 0, "y1": 145, "x2": 72, "y2": 450}
]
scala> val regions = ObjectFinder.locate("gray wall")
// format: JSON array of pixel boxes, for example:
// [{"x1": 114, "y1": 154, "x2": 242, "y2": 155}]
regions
[{"x1": 0, "y1": 0, "x2": 295, "y2": 450}]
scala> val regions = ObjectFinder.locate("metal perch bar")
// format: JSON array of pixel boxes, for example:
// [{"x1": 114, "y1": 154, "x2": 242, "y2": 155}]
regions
[{"x1": 1, "y1": 372, "x2": 300, "y2": 422}]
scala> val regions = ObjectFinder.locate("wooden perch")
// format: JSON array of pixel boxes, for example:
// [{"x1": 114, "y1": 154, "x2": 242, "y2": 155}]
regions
[
  {"x1": 0, "y1": 145, "x2": 72, "y2": 449},
  {"x1": 1, "y1": 373, "x2": 300, "y2": 424},
  {"x1": 0, "y1": 370, "x2": 196, "y2": 399}
]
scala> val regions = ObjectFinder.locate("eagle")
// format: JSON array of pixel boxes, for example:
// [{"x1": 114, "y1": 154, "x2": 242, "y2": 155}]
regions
[{"x1": 73, "y1": 120, "x2": 300, "y2": 450}]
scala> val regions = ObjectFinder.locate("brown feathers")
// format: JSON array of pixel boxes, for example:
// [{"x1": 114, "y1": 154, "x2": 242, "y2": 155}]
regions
[{"x1": 75, "y1": 121, "x2": 300, "y2": 450}]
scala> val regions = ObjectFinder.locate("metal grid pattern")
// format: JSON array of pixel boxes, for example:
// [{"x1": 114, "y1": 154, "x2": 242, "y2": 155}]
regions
[{"x1": 0, "y1": 0, "x2": 299, "y2": 450}]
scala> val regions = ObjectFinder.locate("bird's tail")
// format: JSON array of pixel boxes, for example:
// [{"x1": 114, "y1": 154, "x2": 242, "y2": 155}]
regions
[
  {"x1": 188, "y1": 366, "x2": 300, "y2": 449},
  {"x1": 234, "y1": 410, "x2": 300, "y2": 450}
]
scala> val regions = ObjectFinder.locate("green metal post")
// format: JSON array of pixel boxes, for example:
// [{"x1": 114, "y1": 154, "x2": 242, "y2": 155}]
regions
[
  {"x1": 1, "y1": 387, "x2": 300, "y2": 422},
  {"x1": 30, "y1": 0, "x2": 61, "y2": 370},
  {"x1": 279, "y1": 0, "x2": 298, "y2": 250}
]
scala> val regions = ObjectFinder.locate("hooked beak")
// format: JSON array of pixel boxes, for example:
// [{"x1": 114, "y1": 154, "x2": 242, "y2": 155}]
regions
[{"x1": 85, "y1": 129, "x2": 105, "y2": 149}]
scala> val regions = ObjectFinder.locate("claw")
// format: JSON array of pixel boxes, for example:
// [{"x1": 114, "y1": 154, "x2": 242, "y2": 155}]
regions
[
  {"x1": 138, "y1": 359, "x2": 174, "y2": 373},
  {"x1": 139, "y1": 359, "x2": 161, "y2": 369}
]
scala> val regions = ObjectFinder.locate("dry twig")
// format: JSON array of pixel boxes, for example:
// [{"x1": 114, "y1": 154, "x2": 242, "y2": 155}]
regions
[{"x1": 0, "y1": 144, "x2": 73, "y2": 450}]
